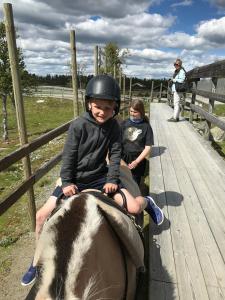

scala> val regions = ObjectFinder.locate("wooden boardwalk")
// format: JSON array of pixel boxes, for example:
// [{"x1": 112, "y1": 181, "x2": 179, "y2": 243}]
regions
[{"x1": 149, "y1": 103, "x2": 225, "y2": 300}]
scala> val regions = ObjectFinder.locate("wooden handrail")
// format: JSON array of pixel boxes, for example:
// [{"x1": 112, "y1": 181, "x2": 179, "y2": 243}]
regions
[
  {"x1": 190, "y1": 104, "x2": 225, "y2": 131},
  {"x1": 187, "y1": 59, "x2": 225, "y2": 79},
  {"x1": 0, "y1": 120, "x2": 72, "y2": 172},
  {"x1": 0, "y1": 153, "x2": 62, "y2": 215},
  {"x1": 191, "y1": 89, "x2": 225, "y2": 104}
]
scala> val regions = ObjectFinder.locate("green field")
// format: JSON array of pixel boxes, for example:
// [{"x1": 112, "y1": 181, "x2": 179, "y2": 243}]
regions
[{"x1": 0, "y1": 96, "x2": 76, "y2": 241}]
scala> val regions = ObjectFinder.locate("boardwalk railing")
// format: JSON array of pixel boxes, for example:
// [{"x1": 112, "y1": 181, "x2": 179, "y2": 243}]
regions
[
  {"x1": 0, "y1": 121, "x2": 71, "y2": 216},
  {"x1": 167, "y1": 59, "x2": 225, "y2": 140}
]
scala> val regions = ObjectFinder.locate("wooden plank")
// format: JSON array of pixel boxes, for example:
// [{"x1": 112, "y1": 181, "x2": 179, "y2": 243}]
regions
[
  {"x1": 155, "y1": 118, "x2": 210, "y2": 300},
  {"x1": 165, "y1": 120, "x2": 225, "y2": 299},
  {"x1": 176, "y1": 128, "x2": 225, "y2": 265},
  {"x1": 179, "y1": 121, "x2": 225, "y2": 217},
  {"x1": 149, "y1": 117, "x2": 177, "y2": 287}
]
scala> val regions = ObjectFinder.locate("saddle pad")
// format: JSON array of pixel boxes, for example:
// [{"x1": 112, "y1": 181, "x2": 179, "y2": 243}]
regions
[{"x1": 95, "y1": 198, "x2": 145, "y2": 270}]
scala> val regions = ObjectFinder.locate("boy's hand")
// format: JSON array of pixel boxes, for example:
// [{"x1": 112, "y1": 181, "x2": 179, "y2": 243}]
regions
[
  {"x1": 103, "y1": 183, "x2": 118, "y2": 194},
  {"x1": 62, "y1": 184, "x2": 78, "y2": 197}
]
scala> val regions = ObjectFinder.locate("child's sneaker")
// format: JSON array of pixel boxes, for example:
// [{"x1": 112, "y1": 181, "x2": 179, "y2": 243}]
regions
[
  {"x1": 145, "y1": 196, "x2": 164, "y2": 225},
  {"x1": 21, "y1": 263, "x2": 37, "y2": 286}
]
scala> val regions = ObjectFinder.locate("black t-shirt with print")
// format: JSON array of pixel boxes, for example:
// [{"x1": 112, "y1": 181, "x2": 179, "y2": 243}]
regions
[{"x1": 121, "y1": 119, "x2": 154, "y2": 156}]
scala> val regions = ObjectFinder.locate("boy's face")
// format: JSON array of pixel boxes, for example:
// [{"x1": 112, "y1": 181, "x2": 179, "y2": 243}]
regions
[{"x1": 89, "y1": 99, "x2": 115, "y2": 124}]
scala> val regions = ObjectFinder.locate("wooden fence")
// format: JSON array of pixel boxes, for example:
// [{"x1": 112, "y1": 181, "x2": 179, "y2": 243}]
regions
[{"x1": 167, "y1": 60, "x2": 225, "y2": 140}]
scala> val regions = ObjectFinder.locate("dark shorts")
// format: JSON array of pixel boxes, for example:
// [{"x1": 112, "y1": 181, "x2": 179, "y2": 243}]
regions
[
  {"x1": 122, "y1": 152, "x2": 146, "y2": 176},
  {"x1": 52, "y1": 176, "x2": 123, "y2": 199}
]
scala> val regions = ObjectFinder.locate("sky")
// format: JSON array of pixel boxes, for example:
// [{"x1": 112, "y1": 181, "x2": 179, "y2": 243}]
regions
[{"x1": 0, "y1": 0, "x2": 225, "y2": 79}]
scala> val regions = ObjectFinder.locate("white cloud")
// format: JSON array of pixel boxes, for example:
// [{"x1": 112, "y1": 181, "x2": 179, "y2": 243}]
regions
[
  {"x1": 171, "y1": 0, "x2": 193, "y2": 8},
  {"x1": 1, "y1": 0, "x2": 225, "y2": 78},
  {"x1": 196, "y1": 16, "x2": 225, "y2": 45}
]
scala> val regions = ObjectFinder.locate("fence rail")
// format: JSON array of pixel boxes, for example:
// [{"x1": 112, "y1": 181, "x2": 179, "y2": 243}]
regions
[
  {"x1": 187, "y1": 59, "x2": 225, "y2": 78},
  {"x1": 167, "y1": 59, "x2": 225, "y2": 139}
]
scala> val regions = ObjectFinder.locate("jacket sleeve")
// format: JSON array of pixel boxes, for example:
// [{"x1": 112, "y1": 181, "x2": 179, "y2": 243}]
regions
[
  {"x1": 106, "y1": 121, "x2": 122, "y2": 185},
  {"x1": 60, "y1": 121, "x2": 80, "y2": 187}
]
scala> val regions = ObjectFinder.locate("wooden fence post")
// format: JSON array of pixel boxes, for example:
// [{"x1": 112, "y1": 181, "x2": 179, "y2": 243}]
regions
[
  {"x1": 113, "y1": 64, "x2": 116, "y2": 79},
  {"x1": 189, "y1": 81, "x2": 198, "y2": 123},
  {"x1": 3, "y1": 3, "x2": 36, "y2": 230},
  {"x1": 104, "y1": 55, "x2": 107, "y2": 74},
  {"x1": 123, "y1": 75, "x2": 126, "y2": 119},
  {"x1": 205, "y1": 77, "x2": 217, "y2": 140},
  {"x1": 150, "y1": 80, "x2": 154, "y2": 102},
  {"x1": 94, "y1": 45, "x2": 98, "y2": 76},
  {"x1": 129, "y1": 77, "x2": 132, "y2": 100},
  {"x1": 119, "y1": 70, "x2": 122, "y2": 89},
  {"x1": 159, "y1": 82, "x2": 162, "y2": 103},
  {"x1": 70, "y1": 30, "x2": 79, "y2": 118}
]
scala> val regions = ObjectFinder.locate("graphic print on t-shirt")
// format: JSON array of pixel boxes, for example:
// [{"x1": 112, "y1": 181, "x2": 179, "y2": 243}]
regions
[{"x1": 124, "y1": 127, "x2": 142, "y2": 141}]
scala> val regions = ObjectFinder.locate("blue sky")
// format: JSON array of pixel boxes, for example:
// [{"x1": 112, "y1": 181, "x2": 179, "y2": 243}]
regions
[
  {"x1": 149, "y1": 0, "x2": 219, "y2": 34},
  {"x1": 0, "y1": 0, "x2": 225, "y2": 78}
]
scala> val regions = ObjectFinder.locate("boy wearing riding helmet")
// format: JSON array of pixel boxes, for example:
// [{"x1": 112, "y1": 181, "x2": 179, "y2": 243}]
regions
[
  {"x1": 21, "y1": 75, "x2": 163, "y2": 286},
  {"x1": 60, "y1": 74, "x2": 153, "y2": 214}
]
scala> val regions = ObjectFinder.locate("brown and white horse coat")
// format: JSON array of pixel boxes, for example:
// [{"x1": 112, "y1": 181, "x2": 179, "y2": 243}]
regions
[{"x1": 34, "y1": 192, "x2": 144, "y2": 300}]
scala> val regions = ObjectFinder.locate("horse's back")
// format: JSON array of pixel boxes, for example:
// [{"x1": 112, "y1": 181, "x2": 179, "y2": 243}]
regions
[{"x1": 34, "y1": 193, "x2": 137, "y2": 300}]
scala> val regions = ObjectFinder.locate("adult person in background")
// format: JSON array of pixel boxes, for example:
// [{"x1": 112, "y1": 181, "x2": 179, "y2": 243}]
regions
[{"x1": 167, "y1": 58, "x2": 186, "y2": 122}]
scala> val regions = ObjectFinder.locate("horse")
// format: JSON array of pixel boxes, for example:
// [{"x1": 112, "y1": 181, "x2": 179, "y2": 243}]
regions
[
  {"x1": 25, "y1": 163, "x2": 145, "y2": 300},
  {"x1": 32, "y1": 190, "x2": 145, "y2": 300}
]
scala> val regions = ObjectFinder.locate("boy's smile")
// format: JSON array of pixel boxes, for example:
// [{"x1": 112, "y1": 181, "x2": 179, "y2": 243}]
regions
[{"x1": 89, "y1": 99, "x2": 115, "y2": 124}]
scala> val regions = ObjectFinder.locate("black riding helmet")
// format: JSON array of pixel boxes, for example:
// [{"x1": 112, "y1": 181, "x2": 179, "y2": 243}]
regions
[{"x1": 85, "y1": 74, "x2": 121, "y2": 115}]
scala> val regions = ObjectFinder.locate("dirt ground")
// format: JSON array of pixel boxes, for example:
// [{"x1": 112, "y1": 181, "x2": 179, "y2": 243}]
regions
[
  {"x1": 0, "y1": 166, "x2": 60, "y2": 300},
  {"x1": 0, "y1": 232, "x2": 36, "y2": 300}
]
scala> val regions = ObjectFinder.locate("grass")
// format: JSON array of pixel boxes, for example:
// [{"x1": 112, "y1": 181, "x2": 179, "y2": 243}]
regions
[
  {"x1": 182, "y1": 103, "x2": 225, "y2": 157},
  {"x1": 0, "y1": 96, "x2": 78, "y2": 242},
  {"x1": 0, "y1": 96, "x2": 78, "y2": 198}
]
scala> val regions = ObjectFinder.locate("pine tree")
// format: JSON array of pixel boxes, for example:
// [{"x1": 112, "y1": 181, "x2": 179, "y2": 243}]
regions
[{"x1": 0, "y1": 21, "x2": 35, "y2": 141}]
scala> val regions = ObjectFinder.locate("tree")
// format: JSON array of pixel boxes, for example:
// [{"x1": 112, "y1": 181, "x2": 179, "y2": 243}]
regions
[
  {"x1": 0, "y1": 21, "x2": 35, "y2": 142},
  {"x1": 99, "y1": 42, "x2": 129, "y2": 77}
]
